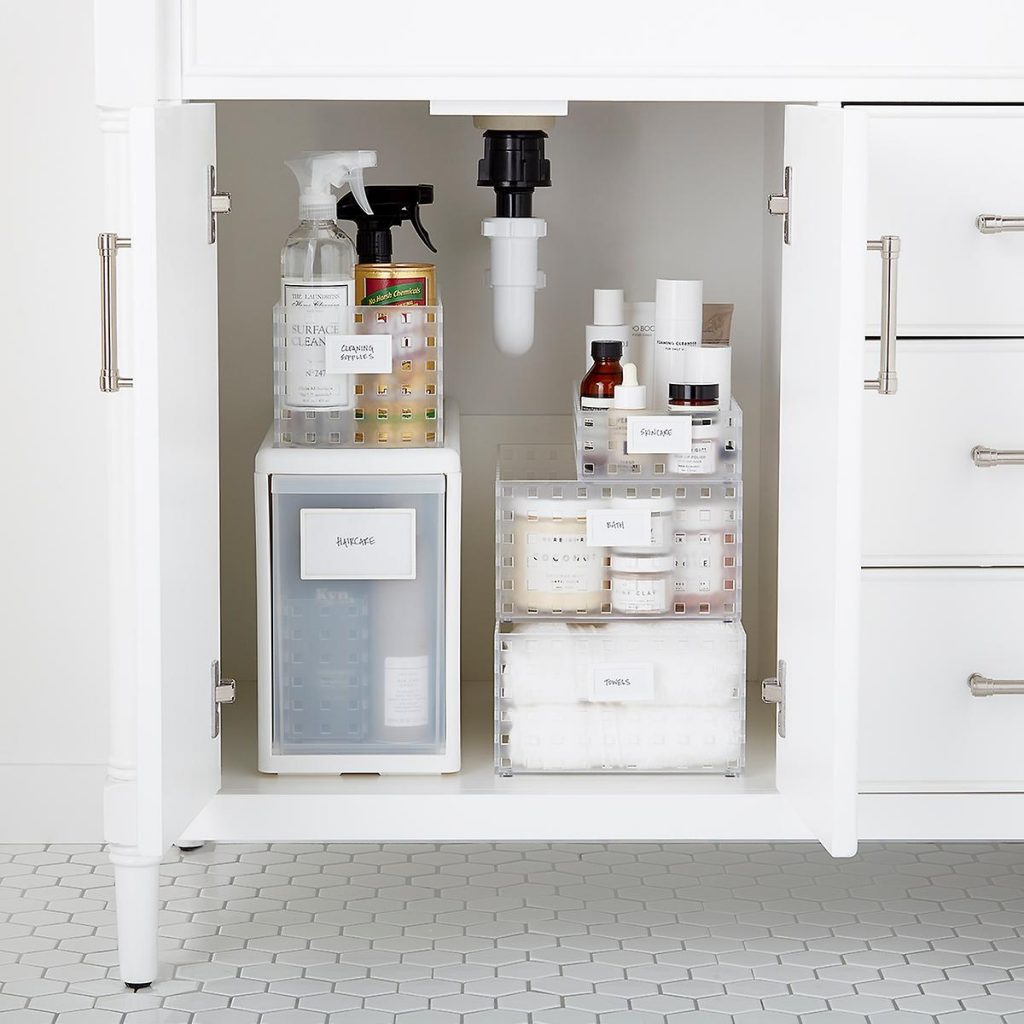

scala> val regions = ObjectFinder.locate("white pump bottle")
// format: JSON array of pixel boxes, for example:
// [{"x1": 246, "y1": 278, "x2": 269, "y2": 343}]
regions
[{"x1": 281, "y1": 150, "x2": 376, "y2": 411}]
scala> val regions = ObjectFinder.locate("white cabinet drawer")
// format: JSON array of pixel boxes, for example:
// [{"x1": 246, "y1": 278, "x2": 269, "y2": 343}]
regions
[
  {"x1": 860, "y1": 569, "x2": 1024, "y2": 792},
  {"x1": 865, "y1": 109, "x2": 1024, "y2": 336},
  {"x1": 862, "y1": 340, "x2": 1024, "y2": 566}
]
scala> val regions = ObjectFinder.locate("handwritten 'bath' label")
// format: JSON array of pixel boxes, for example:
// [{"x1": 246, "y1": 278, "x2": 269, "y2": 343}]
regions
[
  {"x1": 585, "y1": 508, "x2": 654, "y2": 548},
  {"x1": 626, "y1": 415, "x2": 693, "y2": 455},
  {"x1": 325, "y1": 334, "x2": 394, "y2": 374},
  {"x1": 300, "y1": 508, "x2": 416, "y2": 580},
  {"x1": 589, "y1": 664, "x2": 655, "y2": 703}
]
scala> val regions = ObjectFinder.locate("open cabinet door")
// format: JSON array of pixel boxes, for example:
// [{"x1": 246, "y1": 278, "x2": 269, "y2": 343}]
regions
[
  {"x1": 775, "y1": 105, "x2": 865, "y2": 856},
  {"x1": 130, "y1": 104, "x2": 221, "y2": 855}
]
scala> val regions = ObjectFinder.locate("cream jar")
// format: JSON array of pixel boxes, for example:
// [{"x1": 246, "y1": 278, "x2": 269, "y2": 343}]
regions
[
  {"x1": 609, "y1": 553, "x2": 674, "y2": 615},
  {"x1": 511, "y1": 496, "x2": 607, "y2": 614}
]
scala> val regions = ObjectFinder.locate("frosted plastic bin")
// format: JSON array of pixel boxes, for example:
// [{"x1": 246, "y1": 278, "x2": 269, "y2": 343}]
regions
[
  {"x1": 274, "y1": 303, "x2": 443, "y2": 448},
  {"x1": 496, "y1": 445, "x2": 741, "y2": 620},
  {"x1": 575, "y1": 389, "x2": 742, "y2": 479},
  {"x1": 495, "y1": 620, "x2": 746, "y2": 775},
  {"x1": 269, "y1": 474, "x2": 447, "y2": 762}
]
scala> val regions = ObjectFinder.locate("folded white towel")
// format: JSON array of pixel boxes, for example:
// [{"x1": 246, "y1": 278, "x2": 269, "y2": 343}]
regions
[
  {"x1": 500, "y1": 620, "x2": 745, "y2": 707},
  {"x1": 505, "y1": 704, "x2": 743, "y2": 772}
]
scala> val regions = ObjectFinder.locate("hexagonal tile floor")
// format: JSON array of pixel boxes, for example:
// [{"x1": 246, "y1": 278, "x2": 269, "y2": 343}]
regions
[{"x1": 1, "y1": 844, "x2": 1024, "y2": 1023}]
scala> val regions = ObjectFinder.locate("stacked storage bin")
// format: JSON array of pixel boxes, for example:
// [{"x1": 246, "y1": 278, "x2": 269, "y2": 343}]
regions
[
  {"x1": 494, "y1": 403, "x2": 746, "y2": 775},
  {"x1": 256, "y1": 303, "x2": 461, "y2": 774}
]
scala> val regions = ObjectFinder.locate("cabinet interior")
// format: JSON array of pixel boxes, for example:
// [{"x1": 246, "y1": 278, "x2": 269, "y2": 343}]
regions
[{"x1": 213, "y1": 99, "x2": 786, "y2": 794}]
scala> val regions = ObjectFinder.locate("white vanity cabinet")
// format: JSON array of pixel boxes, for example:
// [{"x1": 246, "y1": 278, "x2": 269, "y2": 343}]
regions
[
  {"x1": 858, "y1": 106, "x2": 1024, "y2": 796},
  {"x1": 93, "y1": 0, "x2": 1024, "y2": 988}
]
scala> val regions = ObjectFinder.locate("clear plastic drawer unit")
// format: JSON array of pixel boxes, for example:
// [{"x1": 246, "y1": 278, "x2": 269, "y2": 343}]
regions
[
  {"x1": 496, "y1": 445, "x2": 741, "y2": 620},
  {"x1": 255, "y1": 421, "x2": 462, "y2": 775},
  {"x1": 495, "y1": 621, "x2": 746, "y2": 775},
  {"x1": 575, "y1": 393, "x2": 742, "y2": 480},
  {"x1": 274, "y1": 304, "x2": 443, "y2": 448}
]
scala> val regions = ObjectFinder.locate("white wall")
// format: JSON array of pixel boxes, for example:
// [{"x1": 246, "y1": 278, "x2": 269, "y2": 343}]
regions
[
  {"x1": 215, "y1": 101, "x2": 776, "y2": 688},
  {"x1": 0, "y1": 3, "x2": 109, "y2": 838}
]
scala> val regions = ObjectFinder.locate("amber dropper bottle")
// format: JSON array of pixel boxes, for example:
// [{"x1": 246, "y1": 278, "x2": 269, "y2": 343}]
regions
[{"x1": 580, "y1": 340, "x2": 624, "y2": 409}]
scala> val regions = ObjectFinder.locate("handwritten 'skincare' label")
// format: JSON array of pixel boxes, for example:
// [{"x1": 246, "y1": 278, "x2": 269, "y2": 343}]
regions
[{"x1": 626, "y1": 415, "x2": 693, "y2": 455}]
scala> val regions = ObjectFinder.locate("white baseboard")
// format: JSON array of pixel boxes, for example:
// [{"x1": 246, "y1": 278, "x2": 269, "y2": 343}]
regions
[{"x1": 0, "y1": 764, "x2": 105, "y2": 842}]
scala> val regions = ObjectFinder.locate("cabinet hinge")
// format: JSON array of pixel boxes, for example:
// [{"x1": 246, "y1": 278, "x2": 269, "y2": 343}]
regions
[
  {"x1": 766, "y1": 166, "x2": 792, "y2": 245},
  {"x1": 208, "y1": 165, "x2": 232, "y2": 245},
  {"x1": 211, "y1": 659, "x2": 236, "y2": 739},
  {"x1": 761, "y1": 659, "x2": 786, "y2": 738}
]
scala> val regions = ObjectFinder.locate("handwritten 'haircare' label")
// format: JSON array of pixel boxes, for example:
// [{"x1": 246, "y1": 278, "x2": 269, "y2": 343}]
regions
[{"x1": 300, "y1": 508, "x2": 416, "y2": 580}]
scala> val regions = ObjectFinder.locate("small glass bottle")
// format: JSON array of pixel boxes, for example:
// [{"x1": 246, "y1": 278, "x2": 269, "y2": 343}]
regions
[
  {"x1": 667, "y1": 383, "x2": 720, "y2": 475},
  {"x1": 580, "y1": 341, "x2": 624, "y2": 409}
]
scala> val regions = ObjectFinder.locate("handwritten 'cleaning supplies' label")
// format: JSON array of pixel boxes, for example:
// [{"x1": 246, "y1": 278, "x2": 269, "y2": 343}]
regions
[
  {"x1": 283, "y1": 281, "x2": 351, "y2": 408},
  {"x1": 590, "y1": 664, "x2": 655, "y2": 703},
  {"x1": 586, "y1": 508, "x2": 654, "y2": 548},
  {"x1": 299, "y1": 508, "x2": 416, "y2": 580},
  {"x1": 626, "y1": 415, "x2": 693, "y2": 455},
  {"x1": 384, "y1": 655, "x2": 430, "y2": 728},
  {"x1": 325, "y1": 334, "x2": 394, "y2": 374}
]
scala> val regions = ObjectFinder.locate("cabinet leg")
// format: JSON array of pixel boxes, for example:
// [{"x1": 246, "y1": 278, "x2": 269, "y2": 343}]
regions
[{"x1": 110, "y1": 848, "x2": 161, "y2": 989}]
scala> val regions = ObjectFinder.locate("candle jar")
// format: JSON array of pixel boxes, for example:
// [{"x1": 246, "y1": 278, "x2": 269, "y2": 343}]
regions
[{"x1": 511, "y1": 496, "x2": 607, "y2": 614}]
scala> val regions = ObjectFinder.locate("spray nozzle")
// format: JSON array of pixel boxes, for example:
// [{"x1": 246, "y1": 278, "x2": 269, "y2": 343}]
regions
[
  {"x1": 337, "y1": 184, "x2": 437, "y2": 264},
  {"x1": 285, "y1": 150, "x2": 377, "y2": 221}
]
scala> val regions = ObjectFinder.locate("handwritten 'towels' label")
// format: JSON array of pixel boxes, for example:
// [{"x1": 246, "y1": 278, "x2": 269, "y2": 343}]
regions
[
  {"x1": 626, "y1": 415, "x2": 693, "y2": 455},
  {"x1": 325, "y1": 334, "x2": 394, "y2": 374},
  {"x1": 589, "y1": 663, "x2": 655, "y2": 703},
  {"x1": 586, "y1": 508, "x2": 654, "y2": 548},
  {"x1": 300, "y1": 508, "x2": 416, "y2": 580}
]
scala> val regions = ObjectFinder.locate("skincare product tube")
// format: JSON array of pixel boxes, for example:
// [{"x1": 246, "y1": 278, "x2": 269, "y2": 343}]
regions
[{"x1": 653, "y1": 280, "x2": 703, "y2": 406}]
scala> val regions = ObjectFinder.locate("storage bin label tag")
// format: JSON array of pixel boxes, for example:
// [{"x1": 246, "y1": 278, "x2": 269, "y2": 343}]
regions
[
  {"x1": 299, "y1": 508, "x2": 416, "y2": 580},
  {"x1": 324, "y1": 334, "x2": 394, "y2": 374},
  {"x1": 626, "y1": 415, "x2": 692, "y2": 455},
  {"x1": 590, "y1": 664, "x2": 655, "y2": 703},
  {"x1": 586, "y1": 508, "x2": 653, "y2": 547}
]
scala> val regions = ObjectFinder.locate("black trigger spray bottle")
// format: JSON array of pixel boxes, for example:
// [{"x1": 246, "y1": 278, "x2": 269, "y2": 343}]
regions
[{"x1": 336, "y1": 184, "x2": 438, "y2": 306}]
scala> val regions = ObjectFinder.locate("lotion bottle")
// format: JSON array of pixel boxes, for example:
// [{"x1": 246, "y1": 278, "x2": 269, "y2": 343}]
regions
[{"x1": 652, "y1": 279, "x2": 703, "y2": 407}]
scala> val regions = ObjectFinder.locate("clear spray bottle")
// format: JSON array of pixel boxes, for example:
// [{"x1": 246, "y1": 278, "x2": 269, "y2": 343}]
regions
[{"x1": 281, "y1": 150, "x2": 376, "y2": 410}]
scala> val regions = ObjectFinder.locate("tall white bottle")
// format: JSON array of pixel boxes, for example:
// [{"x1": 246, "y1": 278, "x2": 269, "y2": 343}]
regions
[
  {"x1": 281, "y1": 150, "x2": 376, "y2": 411},
  {"x1": 652, "y1": 279, "x2": 703, "y2": 409}
]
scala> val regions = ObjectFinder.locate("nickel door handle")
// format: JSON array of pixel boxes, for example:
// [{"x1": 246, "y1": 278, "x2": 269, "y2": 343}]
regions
[
  {"x1": 972, "y1": 446, "x2": 1024, "y2": 467},
  {"x1": 968, "y1": 673, "x2": 1024, "y2": 696},
  {"x1": 864, "y1": 235, "x2": 900, "y2": 396},
  {"x1": 977, "y1": 215, "x2": 1024, "y2": 234},
  {"x1": 98, "y1": 232, "x2": 133, "y2": 393}
]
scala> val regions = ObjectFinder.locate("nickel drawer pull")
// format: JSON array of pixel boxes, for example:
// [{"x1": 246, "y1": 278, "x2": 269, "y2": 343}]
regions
[
  {"x1": 864, "y1": 235, "x2": 900, "y2": 396},
  {"x1": 972, "y1": 446, "x2": 1024, "y2": 467},
  {"x1": 977, "y1": 215, "x2": 1024, "y2": 234},
  {"x1": 98, "y1": 232, "x2": 133, "y2": 393},
  {"x1": 969, "y1": 673, "x2": 1024, "y2": 696}
]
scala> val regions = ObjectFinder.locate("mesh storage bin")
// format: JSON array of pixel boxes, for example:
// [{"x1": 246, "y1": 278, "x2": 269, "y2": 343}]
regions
[
  {"x1": 274, "y1": 303, "x2": 443, "y2": 448},
  {"x1": 496, "y1": 445, "x2": 741, "y2": 620},
  {"x1": 495, "y1": 620, "x2": 746, "y2": 775},
  {"x1": 575, "y1": 391, "x2": 742, "y2": 479}
]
